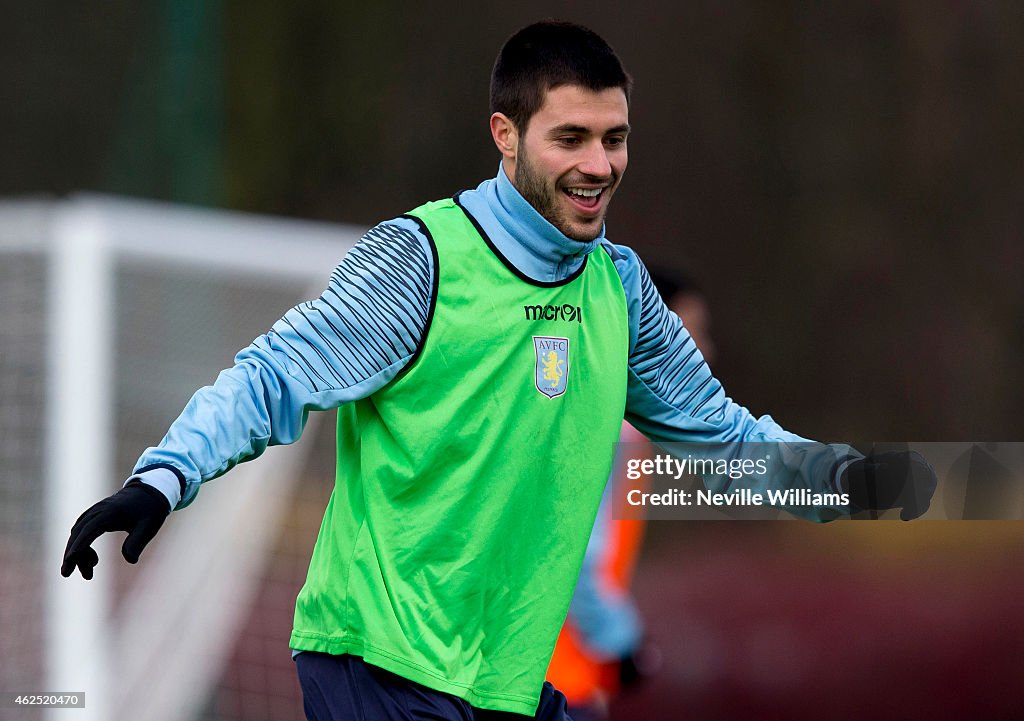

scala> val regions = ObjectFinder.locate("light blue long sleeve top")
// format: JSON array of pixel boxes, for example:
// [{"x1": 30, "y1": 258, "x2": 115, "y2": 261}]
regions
[{"x1": 132, "y1": 166, "x2": 846, "y2": 520}]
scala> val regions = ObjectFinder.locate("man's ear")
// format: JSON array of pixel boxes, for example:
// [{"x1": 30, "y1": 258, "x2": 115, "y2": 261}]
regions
[{"x1": 489, "y1": 113, "x2": 518, "y2": 161}]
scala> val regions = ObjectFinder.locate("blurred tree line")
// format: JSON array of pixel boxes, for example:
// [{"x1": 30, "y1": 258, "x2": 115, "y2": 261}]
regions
[{"x1": 2, "y1": 1, "x2": 1022, "y2": 440}]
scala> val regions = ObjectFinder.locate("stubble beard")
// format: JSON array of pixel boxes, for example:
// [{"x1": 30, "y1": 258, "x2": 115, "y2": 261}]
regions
[{"x1": 514, "y1": 147, "x2": 607, "y2": 243}]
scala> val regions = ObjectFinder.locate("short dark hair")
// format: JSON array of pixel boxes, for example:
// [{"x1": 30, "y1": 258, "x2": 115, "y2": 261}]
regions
[
  {"x1": 490, "y1": 20, "x2": 632, "y2": 132},
  {"x1": 648, "y1": 268, "x2": 702, "y2": 305}
]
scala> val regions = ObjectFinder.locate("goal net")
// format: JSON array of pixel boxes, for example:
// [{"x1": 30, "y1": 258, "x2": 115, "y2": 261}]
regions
[{"x1": 0, "y1": 195, "x2": 362, "y2": 721}]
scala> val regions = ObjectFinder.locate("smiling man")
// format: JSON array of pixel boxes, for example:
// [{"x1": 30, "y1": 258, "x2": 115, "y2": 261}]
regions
[
  {"x1": 491, "y1": 82, "x2": 629, "y2": 242},
  {"x1": 61, "y1": 20, "x2": 935, "y2": 721}
]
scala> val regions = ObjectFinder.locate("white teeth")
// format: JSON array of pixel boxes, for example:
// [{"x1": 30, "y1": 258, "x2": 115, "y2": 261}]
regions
[{"x1": 567, "y1": 187, "x2": 601, "y2": 197}]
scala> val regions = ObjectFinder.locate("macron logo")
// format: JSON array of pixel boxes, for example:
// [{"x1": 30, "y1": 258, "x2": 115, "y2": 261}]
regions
[{"x1": 523, "y1": 304, "x2": 583, "y2": 323}]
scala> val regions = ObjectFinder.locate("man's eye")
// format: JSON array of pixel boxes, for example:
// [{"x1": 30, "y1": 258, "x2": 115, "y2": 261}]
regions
[
  {"x1": 558, "y1": 137, "x2": 582, "y2": 146},
  {"x1": 604, "y1": 136, "x2": 626, "y2": 147}
]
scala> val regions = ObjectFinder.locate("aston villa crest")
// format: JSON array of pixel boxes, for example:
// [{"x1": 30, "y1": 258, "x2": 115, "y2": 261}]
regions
[{"x1": 533, "y1": 336, "x2": 569, "y2": 398}]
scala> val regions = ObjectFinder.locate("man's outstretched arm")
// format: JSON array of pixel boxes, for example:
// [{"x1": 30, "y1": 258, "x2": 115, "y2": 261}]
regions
[
  {"x1": 61, "y1": 219, "x2": 435, "y2": 578},
  {"x1": 611, "y1": 244, "x2": 935, "y2": 521}
]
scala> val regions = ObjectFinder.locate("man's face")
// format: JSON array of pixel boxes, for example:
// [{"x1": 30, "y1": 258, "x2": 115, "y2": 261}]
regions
[{"x1": 502, "y1": 85, "x2": 630, "y2": 242}]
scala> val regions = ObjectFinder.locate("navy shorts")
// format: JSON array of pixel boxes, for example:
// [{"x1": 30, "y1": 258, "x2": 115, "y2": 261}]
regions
[{"x1": 295, "y1": 652, "x2": 573, "y2": 721}]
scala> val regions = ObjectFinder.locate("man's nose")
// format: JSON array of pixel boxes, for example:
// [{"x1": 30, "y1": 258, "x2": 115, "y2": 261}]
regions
[{"x1": 577, "y1": 141, "x2": 612, "y2": 179}]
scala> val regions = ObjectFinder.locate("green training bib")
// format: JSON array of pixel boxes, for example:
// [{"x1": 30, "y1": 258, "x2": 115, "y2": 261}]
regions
[{"x1": 290, "y1": 198, "x2": 628, "y2": 714}]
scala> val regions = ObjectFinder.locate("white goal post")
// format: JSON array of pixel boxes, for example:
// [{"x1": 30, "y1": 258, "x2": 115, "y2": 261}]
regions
[{"x1": 0, "y1": 195, "x2": 362, "y2": 721}]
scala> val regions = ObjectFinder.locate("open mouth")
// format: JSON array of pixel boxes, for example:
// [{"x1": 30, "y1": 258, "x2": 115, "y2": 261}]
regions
[{"x1": 562, "y1": 186, "x2": 604, "y2": 211}]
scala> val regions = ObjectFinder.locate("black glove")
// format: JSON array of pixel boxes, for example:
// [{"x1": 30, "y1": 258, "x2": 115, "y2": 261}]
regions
[
  {"x1": 618, "y1": 638, "x2": 662, "y2": 689},
  {"x1": 60, "y1": 480, "x2": 171, "y2": 579},
  {"x1": 841, "y1": 450, "x2": 937, "y2": 520},
  {"x1": 618, "y1": 651, "x2": 643, "y2": 688}
]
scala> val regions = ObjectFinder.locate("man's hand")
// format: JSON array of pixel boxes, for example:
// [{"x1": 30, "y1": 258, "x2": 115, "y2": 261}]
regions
[
  {"x1": 617, "y1": 638, "x2": 662, "y2": 689},
  {"x1": 60, "y1": 481, "x2": 171, "y2": 579},
  {"x1": 841, "y1": 450, "x2": 938, "y2": 520}
]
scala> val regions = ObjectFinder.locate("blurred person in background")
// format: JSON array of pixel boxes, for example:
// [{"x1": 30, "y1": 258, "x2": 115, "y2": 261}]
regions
[
  {"x1": 59, "y1": 19, "x2": 935, "y2": 721},
  {"x1": 548, "y1": 271, "x2": 712, "y2": 721}
]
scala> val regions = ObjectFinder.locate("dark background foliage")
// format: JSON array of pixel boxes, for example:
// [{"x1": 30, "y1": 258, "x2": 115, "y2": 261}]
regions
[{"x1": 5, "y1": 2, "x2": 1021, "y2": 440}]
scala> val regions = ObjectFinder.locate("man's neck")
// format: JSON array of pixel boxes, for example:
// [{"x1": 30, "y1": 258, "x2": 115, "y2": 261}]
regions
[{"x1": 454, "y1": 166, "x2": 602, "y2": 284}]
